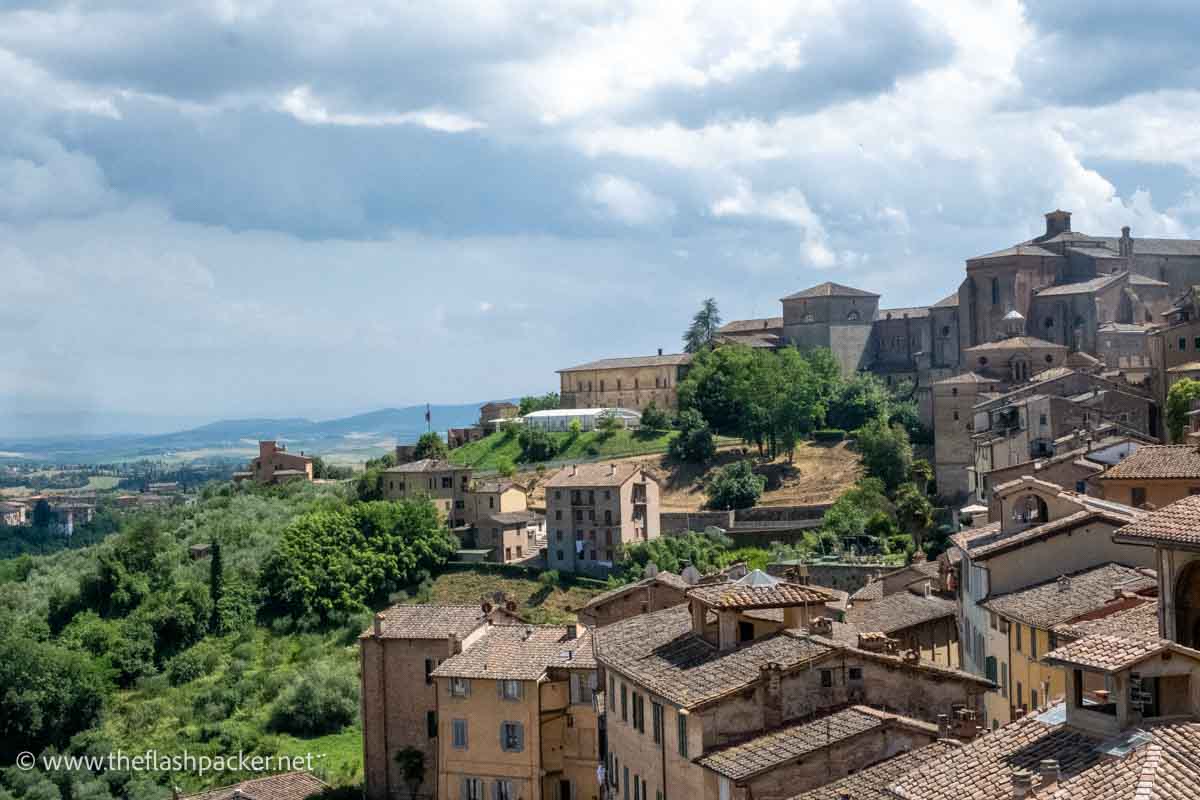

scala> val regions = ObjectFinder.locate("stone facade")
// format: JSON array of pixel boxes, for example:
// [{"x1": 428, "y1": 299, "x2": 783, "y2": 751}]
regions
[
  {"x1": 544, "y1": 463, "x2": 660, "y2": 575},
  {"x1": 240, "y1": 440, "x2": 313, "y2": 485},
  {"x1": 558, "y1": 352, "x2": 692, "y2": 411},
  {"x1": 382, "y1": 459, "x2": 473, "y2": 527}
]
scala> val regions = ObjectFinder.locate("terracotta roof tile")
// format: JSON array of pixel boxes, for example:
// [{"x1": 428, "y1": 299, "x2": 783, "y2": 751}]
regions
[
  {"x1": 1054, "y1": 600, "x2": 1160, "y2": 643},
  {"x1": 687, "y1": 570, "x2": 833, "y2": 610},
  {"x1": 558, "y1": 353, "x2": 692, "y2": 372},
  {"x1": 592, "y1": 605, "x2": 834, "y2": 708},
  {"x1": 1041, "y1": 634, "x2": 1178, "y2": 673},
  {"x1": 964, "y1": 336, "x2": 1067, "y2": 352},
  {"x1": 790, "y1": 740, "x2": 961, "y2": 800},
  {"x1": 1100, "y1": 445, "x2": 1200, "y2": 480},
  {"x1": 982, "y1": 564, "x2": 1156, "y2": 630},
  {"x1": 578, "y1": 572, "x2": 688, "y2": 611},
  {"x1": 183, "y1": 773, "x2": 328, "y2": 800},
  {"x1": 717, "y1": 317, "x2": 784, "y2": 334},
  {"x1": 544, "y1": 462, "x2": 651, "y2": 487},
  {"x1": 382, "y1": 458, "x2": 468, "y2": 474},
  {"x1": 432, "y1": 624, "x2": 595, "y2": 680},
  {"x1": 781, "y1": 281, "x2": 879, "y2": 300},
  {"x1": 1114, "y1": 495, "x2": 1200, "y2": 546},
  {"x1": 697, "y1": 706, "x2": 934, "y2": 781},
  {"x1": 845, "y1": 591, "x2": 956, "y2": 634},
  {"x1": 365, "y1": 604, "x2": 487, "y2": 640}
]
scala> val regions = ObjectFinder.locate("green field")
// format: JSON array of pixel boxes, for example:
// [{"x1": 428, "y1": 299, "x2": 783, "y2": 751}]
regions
[{"x1": 447, "y1": 428, "x2": 680, "y2": 471}]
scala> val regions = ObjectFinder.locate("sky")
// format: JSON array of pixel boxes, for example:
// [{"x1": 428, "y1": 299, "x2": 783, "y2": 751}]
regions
[{"x1": 4, "y1": 0, "x2": 1200, "y2": 428}]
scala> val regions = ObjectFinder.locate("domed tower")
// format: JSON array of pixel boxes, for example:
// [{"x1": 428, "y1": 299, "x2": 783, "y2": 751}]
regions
[{"x1": 1002, "y1": 308, "x2": 1025, "y2": 339}]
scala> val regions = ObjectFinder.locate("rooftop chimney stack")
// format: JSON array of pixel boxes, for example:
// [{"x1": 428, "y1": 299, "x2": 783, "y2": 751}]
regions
[
  {"x1": 566, "y1": 623, "x2": 578, "y2": 640},
  {"x1": 1044, "y1": 209, "x2": 1072, "y2": 238},
  {"x1": 937, "y1": 714, "x2": 950, "y2": 739},
  {"x1": 1120, "y1": 225, "x2": 1133, "y2": 257},
  {"x1": 1011, "y1": 769, "x2": 1034, "y2": 799},
  {"x1": 1039, "y1": 759, "x2": 1061, "y2": 789},
  {"x1": 373, "y1": 613, "x2": 384, "y2": 637}
]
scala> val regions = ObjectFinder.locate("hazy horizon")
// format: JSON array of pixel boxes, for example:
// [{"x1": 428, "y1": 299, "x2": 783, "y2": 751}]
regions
[{"x1": 5, "y1": 1, "x2": 1200, "y2": 420}]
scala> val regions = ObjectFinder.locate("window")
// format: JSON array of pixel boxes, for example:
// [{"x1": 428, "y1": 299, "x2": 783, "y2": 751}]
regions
[
  {"x1": 1031, "y1": 688, "x2": 1039, "y2": 710},
  {"x1": 452, "y1": 719, "x2": 468, "y2": 749},
  {"x1": 991, "y1": 277, "x2": 1000, "y2": 305},
  {"x1": 985, "y1": 656, "x2": 997, "y2": 682},
  {"x1": 633, "y1": 693, "x2": 645, "y2": 733},
  {"x1": 820, "y1": 669, "x2": 833, "y2": 688},
  {"x1": 500, "y1": 679, "x2": 522, "y2": 700},
  {"x1": 1195, "y1": 337, "x2": 1200, "y2": 350},
  {"x1": 441, "y1": 477, "x2": 453, "y2": 489},
  {"x1": 450, "y1": 677, "x2": 471, "y2": 697},
  {"x1": 555, "y1": 509, "x2": 562, "y2": 520},
  {"x1": 621, "y1": 684, "x2": 628, "y2": 722},
  {"x1": 1017, "y1": 682, "x2": 1023, "y2": 709},
  {"x1": 1030, "y1": 630, "x2": 1038, "y2": 659},
  {"x1": 427, "y1": 710, "x2": 437, "y2": 738},
  {"x1": 953, "y1": 410, "x2": 960, "y2": 421},
  {"x1": 461, "y1": 779, "x2": 484, "y2": 800},
  {"x1": 1001, "y1": 661, "x2": 1009, "y2": 698},
  {"x1": 609, "y1": 676, "x2": 616, "y2": 710},
  {"x1": 1015, "y1": 625, "x2": 1023, "y2": 653},
  {"x1": 652, "y1": 702, "x2": 663, "y2": 744},
  {"x1": 677, "y1": 713, "x2": 688, "y2": 757},
  {"x1": 1132, "y1": 487, "x2": 1147, "y2": 507},
  {"x1": 500, "y1": 721, "x2": 524, "y2": 752},
  {"x1": 1039, "y1": 414, "x2": 1047, "y2": 426},
  {"x1": 848, "y1": 667, "x2": 863, "y2": 682},
  {"x1": 634, "y1": 775, "x2": 640, "y2": 800},
  {"x1": 1044, "y1": 317, "x2": 1054, "y2": 329},
  {"x1": 623, "y1": 767, "x2": 630, "y2": 800},
  {"x1": 1182, "y1": 337, "x2": 1189, "y2": 351},
  {"x1": 989, "y1": 612, "x2": 998, "y2": 630},
  {"x1": 425, "y1": 658, "x2": 436, "y2": 685},
  {"x1": 570, "y1": 672, "x2": 597, "y2": 704},
  {"x1": 495, "y1": 780, "x2": 514, "y2": 800}
]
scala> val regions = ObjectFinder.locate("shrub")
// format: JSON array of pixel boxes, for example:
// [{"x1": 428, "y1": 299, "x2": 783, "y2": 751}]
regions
[
  {"x1": 268, "y1": 661, "x2": 358, "y2": 736},
  {"x1": 812, "y1": 429, "x2": 846, "y2": 442},
  {"x1": 706, "y1": 461, "x2": 766, "y2": 510},
  {"x1": 166, "y1": 648, "x2": 206, "y2": 686},
  {"x1": 413, "y1": 432, "x2": 448, "y2": 461},
  {"x1": 639, "y1": 401, "x2": 670, "y2": 431},
  {"x1": 517, "y1": 427, "x2": 558, "y2": 462},
  {"x1": 538, "y1": 570, "x2": 561, "y2": 588},
  {"x1": 668, "y1": 410, "x2": 715, "y2": 464}
]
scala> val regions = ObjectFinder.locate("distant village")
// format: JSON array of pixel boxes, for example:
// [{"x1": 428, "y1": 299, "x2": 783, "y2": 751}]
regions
[{"x1": 12, "y1": 208, "x2": 1200, "y2": 800}]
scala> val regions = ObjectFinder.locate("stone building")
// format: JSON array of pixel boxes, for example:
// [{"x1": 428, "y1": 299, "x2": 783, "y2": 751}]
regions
[
  {"x1": 360, "y1": 605, "x2": 493, "y2": 800},
  {"x1": 557, "y1": 351, "x2": 692, "y2": 412},
  {"x1": 433, "y1": 623, "x2": 599, "y2": 800},
  {"x1": 1096, "y1": 444, "x2": 1200, "y2": 509},
  {"x1": 382, "y1": 459, "x2": 473, "y2": 527},
  {"x1": 236, "y1": 440, "x2": 314, "y2": 484},
  {"x1": 593, "y1": 570, "x2": 992, "y2": 800},
  {"x1": 544, "y1": 463, "x2": 660, "y2": 575},
  {"x1": 476, "y1": 511, "x2": 545, "y2": 563},
  {"x1": 780, "y1": 282, "x2": 880, "y2": 375},
  {"x1": 574, "y1": 565, "x2": 690, "y2": 629}
]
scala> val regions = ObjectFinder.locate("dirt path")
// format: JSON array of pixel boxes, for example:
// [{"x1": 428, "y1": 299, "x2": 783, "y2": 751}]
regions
[{"x1": 516, "y1": 441, "x2": 861, "y2": 512}]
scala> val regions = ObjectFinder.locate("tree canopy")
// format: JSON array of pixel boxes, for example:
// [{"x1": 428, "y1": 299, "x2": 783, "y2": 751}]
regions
[
  {"x1": 683, "y1": 298, "x2": 722, "y2": 353},
  {"x1": 667, "y1": 409, "x2": 716, "y2": 463},
  {"x1": 1167, "y1": 378, "x2": 1200, "y2": 442},
  {"x1": 518, "y1": 393, "x2": 559, "y2": 416},
  {"x1": 706, "y1": 461, "x2": 766, "y2": 510},
  {"x1": 413, "y1": 431, "x2": 449, "y2": 461}
]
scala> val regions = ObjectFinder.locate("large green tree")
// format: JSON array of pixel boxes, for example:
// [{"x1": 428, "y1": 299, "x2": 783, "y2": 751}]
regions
[
  {"x1": 683, "y1": 297, "x2": 722, "y2": 353},
  {"x1": 668, "y1": 410, "x2": 716, "y2": 463},
  {"x1": 855, "y1": 417, "x2": 913, "y2": 494},
  {"x1": 706, "y1": 461, "x2": 766, "y2": 510},
  {"x1": 413, "y1": 432, "x2": 449, "y2": 461},
  {"x1": 518, "y1": 393, "x2": 559, "y2": 415},
  {"x1": 1167, "y1": 378, "x2": 1200, "y2": 442}
]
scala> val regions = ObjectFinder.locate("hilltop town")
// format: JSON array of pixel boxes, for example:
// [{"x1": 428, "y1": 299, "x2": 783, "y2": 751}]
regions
[{"x1": 8, "y1": 208, "x2": 1200, "y2": 800}]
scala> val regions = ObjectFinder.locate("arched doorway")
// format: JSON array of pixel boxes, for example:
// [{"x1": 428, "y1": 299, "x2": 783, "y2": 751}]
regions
[
  {"x1": 1011, "y1": 494, "x2": 1048, "y2": 527},
  {"x1": 1175, "y1": 561, "x2": 1200, "y2": 647}
]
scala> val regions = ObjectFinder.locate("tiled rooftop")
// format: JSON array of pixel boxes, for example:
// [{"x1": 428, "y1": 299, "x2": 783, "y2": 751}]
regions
[
  {"x1": 183, "y1": 773, "x2": 328, "y2": 800},
  {"x1": 845, "y1": 591, "x2": 956, "y2": 634},
  {"x1": 1042, "y1": 634, "x2": 1175, "y2": 673},
  {"x1": 964, "y1": 336, "x2": 1066, "y2": 352},
  {"x1": 1100, "y1": 445, "x2": 1200, "y2": 480},
  {"x1": 849, "y1": 579, "x2": 884, "y2": 602},
  {"x1": 592, "y1": 605, "x2": 834, "y2": 708},
  {"x1": 696, "y1": 706, "x2": 933, "y2": 781},
  {"x1": 781, "y1": 281, "x2": 879, "y2": 300},
  {"x1": 1114, "y1": 495, "x2": 1200, "y2": 546},
  {"x1": 382, "y1": 458, "x2": 467, "y2": 474},
  {"x1": 544, "y1": 462, "x2": 647, "y2": 487},
  {"x1": 558, "y1": 353, "x2": 692, "y2": 372},
  {"x1": 431, "y1": 624, "x2": 595, "y2": 680},
  {"x1": 717, "y1": 316, "x2": 784, "y2": 334},
  {"x1": 484, "y1": 510, "x2": 543, "y2": 526},
  {"x1": 687, "y1": 570, "x2": 834, "y2": 609},
  {"x1": 578, "y1": 571, "x2": 689, "y2": 611},
  {"x1": 365, "y1": 604, "x2": 487, "y2": 640},
  {"x1": 790, "y1": 740, "x2": 961, "y2": 800},
  {"x1": 1034, "y1": 274, "x2": 1125, "y2": 297},
  {"x1": 1054, "y1": 599, "x2": 1159, "y2": 643},
  {"x1": 958, "y1": 505, "x2": 1141, "y2": 562},
  {"x1": 982, "y1": 564, "x2": 1156, "y2": 630}
]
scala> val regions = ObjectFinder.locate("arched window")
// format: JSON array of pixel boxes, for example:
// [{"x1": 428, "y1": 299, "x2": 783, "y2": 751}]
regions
[
  {"x1": 1012, "y1": 494, "x2": 1048, "y2": 526},
  {"x1": 802, "y1": 313, "x2": 815, "y2": 323},
  {"x1": 1044, "y1": 317, "x2": 1054, "y2": 329},
  {"x1": 991, "y1": 278, "x2": 1000, "y2": 305},
  {"x1": 978, "y1": 356, "x2": 989, "y2": 366},
  {"x1": 846, "y1": 310, "x2": 861, "y2": 322}
]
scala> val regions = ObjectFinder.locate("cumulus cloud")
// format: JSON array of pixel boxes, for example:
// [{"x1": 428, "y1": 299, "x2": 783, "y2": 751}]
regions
[
  {"x1": 582, "y1": 174, "x2": 676, "y2": 226},
  {"x1": 1, "y1": 0, "x2": 1199, "y2": 420}
]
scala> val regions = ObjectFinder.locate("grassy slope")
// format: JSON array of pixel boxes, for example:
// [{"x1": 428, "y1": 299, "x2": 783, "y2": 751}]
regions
[
  {"x1": 413, "y1": 569, "x2": 607, "y2": 625},
  {"x1": 447, "y1": 429, "x2": 680, "y2": 471}
]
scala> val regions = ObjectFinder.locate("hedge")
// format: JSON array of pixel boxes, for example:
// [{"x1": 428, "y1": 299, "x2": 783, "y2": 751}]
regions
[{"x1": 812, "y1": 429, "x2": 847, "y2": 442}]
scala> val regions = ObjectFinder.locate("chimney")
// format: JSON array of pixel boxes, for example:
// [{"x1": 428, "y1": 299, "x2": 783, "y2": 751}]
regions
[
  {"x1": 857, "y1": 632, "x2": 896, "y2": 652},
  {"x1": 1044, "y1": 209, "x2": 1071, "y2": 238},
  {"x1": 449, "y1": 632, "x2": 461, "y2": 654},
  {"x1": 609, "y1": 463, "x2": 617, "y2": 476},
  {"x1": 924, "y1": 580, "x2": 933, "y2": 598},
  {"x1": 570, "y1": 464, "x2": 577, "y2": 476},
  {"x1": 760, "y1": 662, "x2": 783, "y2": 729},
  {"x1": 373, "y1": 613, "x2": 384, "y2": 637},
  {"x1": 810, "y1": 616, "x2": 834, "y2": 637},
  {"x1": 1120, "y1": 225, "x2": 1133, "y2": 257},
  {"x1": 522, "y1": 625, "x2": 534, "y2": 641},
  {"x1": 1011, "y1": 769, "x2": 1034, "y2": 798},
  {"x1": 566, "y1": 623, "x2": 578, "y2": 640},
  {"x1": 937, "y1": 714, "x2": 950, "y2": 739},
  {"x1": 1057, "y1": 575, "x2": 1071, "y2": 593},
  {"x1": 1039, "y1": 759, "x2": 1060, "y2": 790}
]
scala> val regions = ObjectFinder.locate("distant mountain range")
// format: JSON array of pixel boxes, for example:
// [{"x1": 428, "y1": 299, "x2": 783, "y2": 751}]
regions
[{"x1": 0, "y1": 403, "x2": 499, "y2": 465}]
